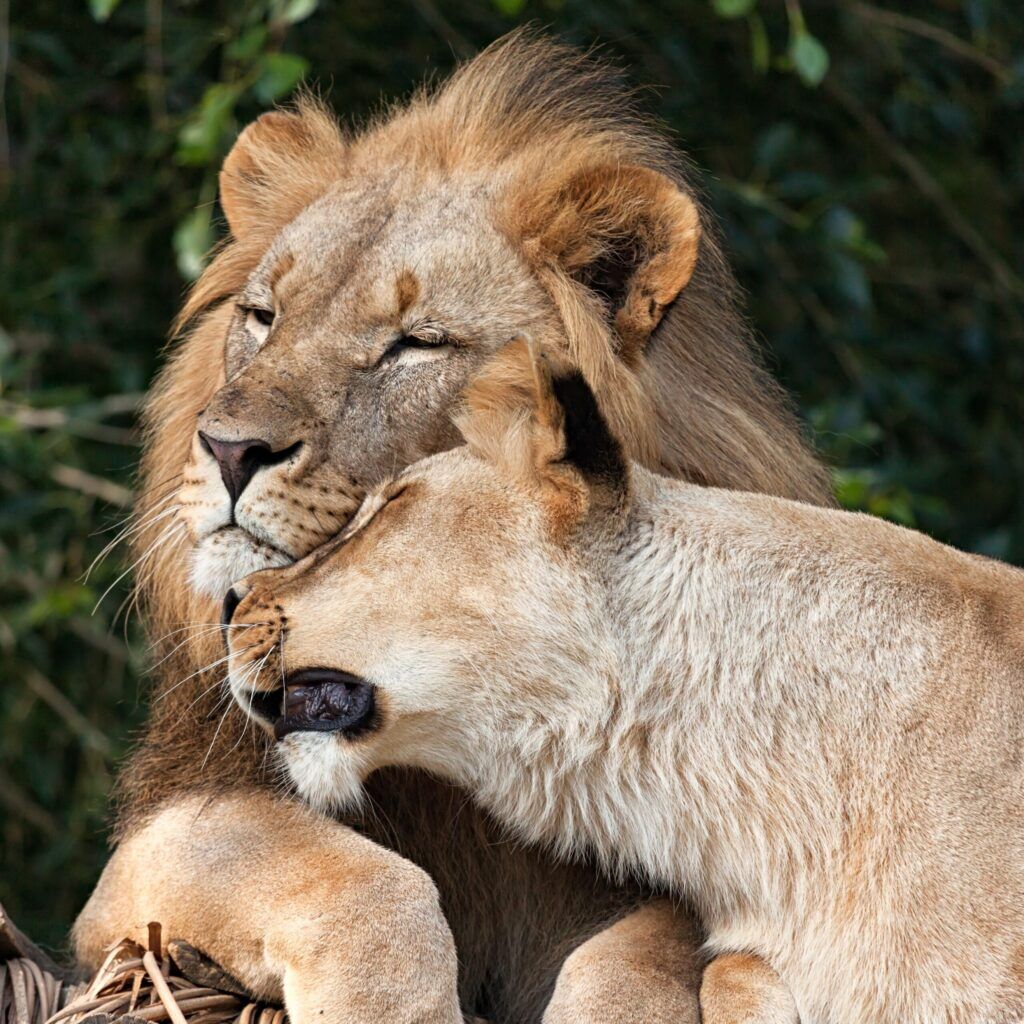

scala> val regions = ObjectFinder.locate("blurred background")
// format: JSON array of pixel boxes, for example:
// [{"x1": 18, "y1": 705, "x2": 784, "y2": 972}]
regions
[{"x1": 1, "y1": 0, "x2": 1022, "y2": 951}]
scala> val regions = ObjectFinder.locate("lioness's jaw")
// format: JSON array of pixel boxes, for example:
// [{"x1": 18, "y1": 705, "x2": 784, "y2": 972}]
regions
[
  {"x1": 277, "y1": 731, "x2": 370, "y2": 814},
  {"x1": 221, "y1": 343, "x2": 636, "y2": 818}
]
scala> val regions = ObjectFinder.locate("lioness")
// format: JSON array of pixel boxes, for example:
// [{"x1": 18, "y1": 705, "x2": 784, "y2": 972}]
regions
[
  {"x1": 75, "y1": 32, "x2": 828, "y2": 1024},
  {"x1": 225, "y1": 338, "x2": 1024, "y2": 1024}
]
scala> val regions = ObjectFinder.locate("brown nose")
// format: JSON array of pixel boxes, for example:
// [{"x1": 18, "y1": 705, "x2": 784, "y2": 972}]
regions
[{"x1": 199, "y1": 432, "x2": 301, "y2": 506}]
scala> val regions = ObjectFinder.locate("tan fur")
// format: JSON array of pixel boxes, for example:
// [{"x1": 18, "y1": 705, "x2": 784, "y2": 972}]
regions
[
  {"x1": 544, "y1": 901, "x2": 703, "y2": 1024},
  {"x1": 700, "y1": 955, "x2": 797, "y2": 1024},
  {"x1": 226, "y1": 340, "x2": 1024, "y2": 1024},
  {"x1": 75, "y1": 794, "x2": 461, "y2": 1024},
  {"x1": 82, "y1": 30, "x2": 831, "y2": 1024}
]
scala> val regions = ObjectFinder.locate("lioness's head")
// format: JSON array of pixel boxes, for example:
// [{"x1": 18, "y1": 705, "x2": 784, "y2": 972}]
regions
[
  {"x1": 138, "y1": 32, "x2": 829, "y2": 649},
  {"x1": 224, "y1": 339, "x2": 633, "y2": 813}
]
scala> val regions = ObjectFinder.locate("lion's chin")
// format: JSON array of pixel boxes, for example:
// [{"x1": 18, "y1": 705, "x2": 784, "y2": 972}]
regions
[
  {"x1": 278, "y1": 731, "x2": 368, "y2": 815},
  {"x1": 189, "y1": 527, "x2": 293, "y2": 599}
]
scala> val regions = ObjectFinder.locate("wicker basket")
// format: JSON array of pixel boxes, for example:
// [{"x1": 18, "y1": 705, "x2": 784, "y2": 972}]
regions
[{"x1": 1, "y1": 907, "x2": 282, "y2": 1024}]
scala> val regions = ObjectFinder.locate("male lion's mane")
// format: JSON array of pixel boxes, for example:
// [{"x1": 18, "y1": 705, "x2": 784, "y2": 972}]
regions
[{"x1": 113, "y1": 30, "x2": 832, "y2": 1020}]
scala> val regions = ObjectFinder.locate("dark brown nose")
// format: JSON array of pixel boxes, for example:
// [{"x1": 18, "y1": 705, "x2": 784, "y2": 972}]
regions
[{"x1": 198, "y1": 432, "x2": 301, "y2": 506}]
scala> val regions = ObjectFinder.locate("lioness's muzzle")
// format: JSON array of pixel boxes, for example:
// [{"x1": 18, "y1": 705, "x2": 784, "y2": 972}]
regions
[{"x1": 276, "y1": 669, "x2": 376, "y2": 740}]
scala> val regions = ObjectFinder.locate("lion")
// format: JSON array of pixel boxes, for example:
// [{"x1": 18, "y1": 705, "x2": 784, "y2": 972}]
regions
[
  {"x1": 224, "y1": 337, "x2": 1024, "y2": 1024},
  {"x1": 73, "y1": 31, "x2": 831, "y2": 1024}
]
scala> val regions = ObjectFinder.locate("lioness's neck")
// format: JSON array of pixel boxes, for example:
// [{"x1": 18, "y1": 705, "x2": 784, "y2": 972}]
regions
[{"x1": 473, "y1": 468, "x2": 947, "y2": 932}]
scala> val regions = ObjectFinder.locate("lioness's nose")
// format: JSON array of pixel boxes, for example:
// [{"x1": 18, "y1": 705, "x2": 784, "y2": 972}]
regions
[
  {"x1": 220, "y1": 583, "x2": 248, "y2": 628},
  {"x1": 198, "y1": 432, "x2": 300, "y2": 505}
]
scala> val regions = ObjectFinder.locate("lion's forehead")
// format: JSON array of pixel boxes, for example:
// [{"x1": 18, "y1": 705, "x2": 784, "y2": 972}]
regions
[{"x1": 258, "y1": 173, "x2": 527, "y2": 313}]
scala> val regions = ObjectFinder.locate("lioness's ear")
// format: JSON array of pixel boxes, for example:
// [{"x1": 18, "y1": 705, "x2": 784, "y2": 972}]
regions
[
  {"x1": 456, "y1": 339, "x2": 628, "y2": 522},
  {"x1": 513, "y1": 163, "x2": 701, "y2": 360},
  {"x1": 220, "y1": 101, "x2": 346, "y2": 241}
]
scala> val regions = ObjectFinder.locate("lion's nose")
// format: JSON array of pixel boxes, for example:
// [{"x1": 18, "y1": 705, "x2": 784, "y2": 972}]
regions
[{"x1": 198, "y1": 432, "x2": 301, "y2": 506}]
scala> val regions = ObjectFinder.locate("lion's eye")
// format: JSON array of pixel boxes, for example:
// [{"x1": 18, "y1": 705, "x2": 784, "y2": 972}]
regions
[
  {"x1": 395, "y1": 334, "x2": 449, "y2": 351},
  {"x1": 380, "y1": 331, "x2": 454, "y2": 365},
  {"x1": 240, "y1": 305, "x2": 275, "y2": 344}
]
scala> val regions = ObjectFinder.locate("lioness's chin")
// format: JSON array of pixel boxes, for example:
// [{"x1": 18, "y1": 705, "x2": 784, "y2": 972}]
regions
[
  {"x1": 189, "y1": 528, "x2": 293, "y2": 598},
  {"x1": 279, "y1": 732, "x2": 369, "y2": 814}
]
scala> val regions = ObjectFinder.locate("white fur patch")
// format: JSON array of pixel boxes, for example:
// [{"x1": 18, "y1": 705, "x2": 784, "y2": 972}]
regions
[
  {"x1": 279, "y1": 732, "x2": 369, "y2": 814},
  {"x1": 189, "y1": 528, "x2": 292, "y2": 598}
]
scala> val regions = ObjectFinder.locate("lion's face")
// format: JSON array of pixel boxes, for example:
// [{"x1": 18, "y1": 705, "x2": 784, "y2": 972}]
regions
[
  {"x1": 223, "y1": 342, "x2": 613, "y2": 813},
  {"x1": 167, "y1": 85, "x2": 706, "y2": 608},
  {"x1": 180, "y1": 174, "x2": 558, "y2": 600}
]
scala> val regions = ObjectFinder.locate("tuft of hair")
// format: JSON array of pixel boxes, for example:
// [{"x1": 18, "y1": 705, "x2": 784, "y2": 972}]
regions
[
  {"x1": 551, "y1": 372, "x2": 627, "y2": 490},
  {"x1": 457, "y1": 337, "x2": 628, "y2": 502},
  {"x1": 455, "y1": 337, "x2": 566, "y2": 487}
]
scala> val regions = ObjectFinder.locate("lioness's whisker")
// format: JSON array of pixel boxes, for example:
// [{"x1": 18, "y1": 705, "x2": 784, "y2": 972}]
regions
[
  {"x1": 148, "y1": 623, "x2": 257, "y2": 669},
  {"x1": 160, "y1": 644, "x2": 260, "y2": 703},
  {"x1": 227, "y1": 651, "x2": 274, "y2": 756},
  {"x1": 200, "y1": 704, "x2": 233, "y2": 774},
  {"x1": 198, "y1": 653, "x2": 272, "y2": 773}
]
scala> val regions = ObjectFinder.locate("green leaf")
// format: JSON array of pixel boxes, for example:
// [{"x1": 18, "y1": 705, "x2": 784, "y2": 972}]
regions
[
  {"x1": 494, "y1": 0, "x2": 528, "y2": 14},
  {"x1": 748, "y1": 12, "x2": 770, "y2": 74},
  {"x1": 87, "y1": 0, "x2": 122, "y2": 22},
  {"x1": 713, "y1": 0, "x2": 756, "y2": 18},
  {"x1": 274, "y1": 0, "x2": 319, "y2": 24},
  {"x1": 173, "y1": 207, "x2": 214, "y2": 281},
  {"x1": 789, "y1": 30, "x2": 829, "y2": 87},
  {"x1": 176, "y1": 83, "x2": 241, "y2": 166},
  {"x1": 26, "y1": 583, "x2": 94, "y2": 625},
  {"x1": 254, "y1": 53, "x2": 310, "y2": 104},
  {"x1": 226, "y1": 25, "x2": 269, "y2": 62}
]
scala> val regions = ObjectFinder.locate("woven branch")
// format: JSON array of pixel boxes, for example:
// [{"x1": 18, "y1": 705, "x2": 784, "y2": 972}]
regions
[{"x1": 1, "y1": 918, "x2": 283, "y2": 1024}]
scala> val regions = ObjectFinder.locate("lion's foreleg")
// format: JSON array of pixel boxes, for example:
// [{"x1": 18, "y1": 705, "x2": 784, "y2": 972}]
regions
[
  {"x1": 700, "y1": 952, "x2": 798, "y2": 1024},
  {"x1": 541, "y1": 899, "x2": 703, "y2": 1024},
  {"x1": 72, "y1": 791, "x2": 462, "y2": 1024}
]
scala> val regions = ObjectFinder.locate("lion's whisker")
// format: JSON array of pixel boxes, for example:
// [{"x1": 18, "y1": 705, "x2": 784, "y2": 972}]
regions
[
  {"x1": 90, "y1": 483, "x2": 180, "y2": 538},
  {"x1": 111, "y1": 523, "x2": 189, "y2": 630},
  {"x1": 92, "y1": 520, "x2": 186, "y2": 614},
  {"x1": 86, "y1": 498, "x2": 182, "y2": 580}
]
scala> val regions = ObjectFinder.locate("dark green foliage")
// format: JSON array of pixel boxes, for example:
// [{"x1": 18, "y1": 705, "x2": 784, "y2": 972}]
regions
[{"x1": 1, "y1": 0, "x2": 1021, "y2": 951}]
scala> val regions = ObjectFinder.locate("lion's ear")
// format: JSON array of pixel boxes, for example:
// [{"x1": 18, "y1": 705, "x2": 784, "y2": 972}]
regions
[
  {"x1": 220, "y1": 103, "x2": 346, "y2": 242},
  {"x1": 514, "y1": 164, "x2": 701, "y2": 360},
  {"x1": 456, "y1": 338, "x2": 628, "y2": 523}
]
